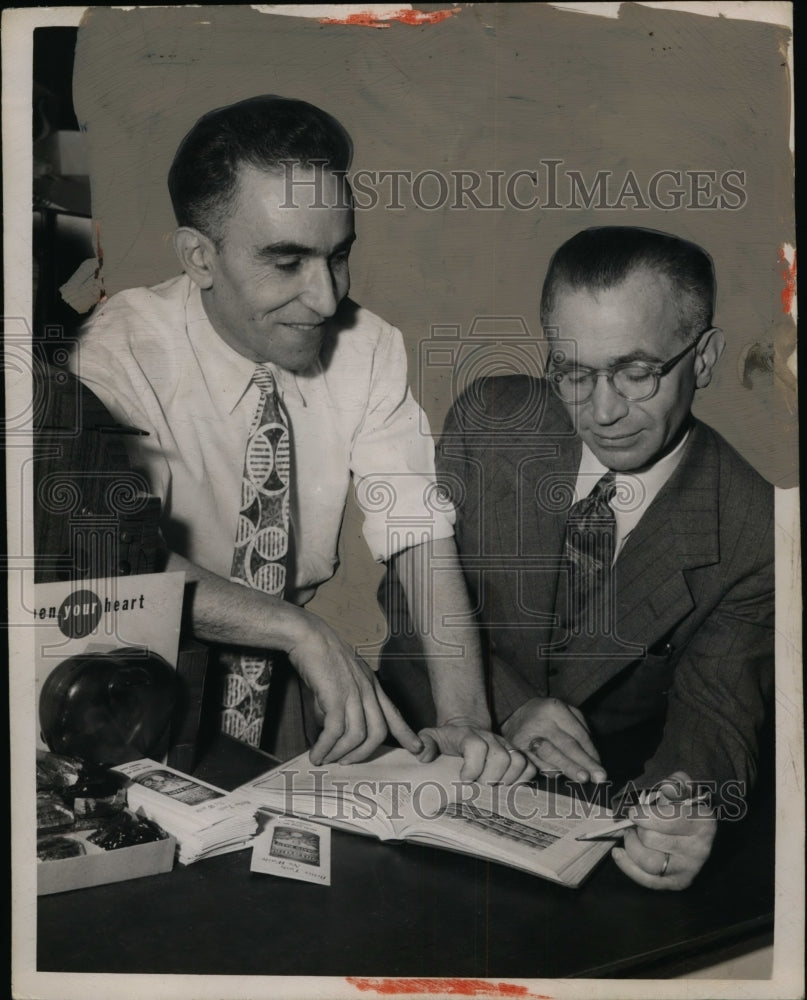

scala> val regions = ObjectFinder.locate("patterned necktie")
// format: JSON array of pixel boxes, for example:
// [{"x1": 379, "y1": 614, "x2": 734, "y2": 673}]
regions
[
  {"x1": 563, "y1": 470, "x2": 616, "y2": 637},
  {"x1": 220, "y1": 365, "x2": 290, "y2": 747}
]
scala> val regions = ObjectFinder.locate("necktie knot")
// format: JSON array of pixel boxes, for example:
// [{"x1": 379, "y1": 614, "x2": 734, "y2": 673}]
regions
[
  {"x1": 570, "y1": 470, "x2": 616, "y2": 520},
  {"x1": 594, "y1": 469, "x2": 616, "y2": 501}
]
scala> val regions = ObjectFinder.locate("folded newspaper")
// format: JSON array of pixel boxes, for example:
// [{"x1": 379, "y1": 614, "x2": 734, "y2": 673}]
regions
[
  {"x1": 112, "y1": 759, "x2": 258, "y2": 864},
  {"x1": 236, "y1": 747, "x2": 616, "y2": 888}
]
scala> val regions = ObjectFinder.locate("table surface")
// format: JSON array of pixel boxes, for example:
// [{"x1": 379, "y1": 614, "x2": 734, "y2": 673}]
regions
[{"x1": 37, "y1": 735, "x2": 775, "y2": 980}]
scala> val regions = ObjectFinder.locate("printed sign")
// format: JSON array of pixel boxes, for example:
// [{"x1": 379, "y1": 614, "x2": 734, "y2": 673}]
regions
[{"x1": 33, "y1": 572, "x2": 185, "y2": 750}]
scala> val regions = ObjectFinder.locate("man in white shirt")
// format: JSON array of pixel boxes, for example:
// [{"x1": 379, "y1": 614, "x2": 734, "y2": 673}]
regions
[
  {"x1": 380, "y1": 227, "x2": 774, "y2": 888},
  {"x1": 71, "y1": 95, "x2": 533, "y2": 784}
]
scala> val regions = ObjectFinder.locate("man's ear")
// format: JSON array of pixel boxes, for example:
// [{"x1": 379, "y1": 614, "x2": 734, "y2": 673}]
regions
[
  {"x1": 694, "y1": 327, "x2": 725, "y2": 388},
  {"x1": 172, "y1": 227, "x2": 217, "y2": 290}
]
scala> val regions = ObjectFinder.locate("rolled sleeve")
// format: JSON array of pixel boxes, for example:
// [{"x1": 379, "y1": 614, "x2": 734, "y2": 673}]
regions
[{"x1": 351, "y1": 325, "x2": 455, "y2": 563}]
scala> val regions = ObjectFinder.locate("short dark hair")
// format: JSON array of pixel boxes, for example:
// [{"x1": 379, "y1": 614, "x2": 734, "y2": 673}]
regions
[
  {"x1": 167, "y1": 95, "x2": 353, "y2": 242},
  {"x1": 540, "y1": 227, "x2": 715, "y2": 341}
]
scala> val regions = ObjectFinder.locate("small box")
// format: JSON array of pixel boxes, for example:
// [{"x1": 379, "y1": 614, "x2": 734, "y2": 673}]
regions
[{"x1": 37, "y1": 829, "x2": 176, "y2": 896}]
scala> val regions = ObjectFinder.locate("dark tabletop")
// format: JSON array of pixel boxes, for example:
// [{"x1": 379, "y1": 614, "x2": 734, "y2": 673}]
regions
[{"x1": 37, "y1": 735, "x2": 774, "y2": 979}]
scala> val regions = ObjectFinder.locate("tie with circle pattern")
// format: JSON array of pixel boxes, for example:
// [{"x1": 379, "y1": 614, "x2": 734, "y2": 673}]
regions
[{"x1": 220, "y1": 365, "x2": 290, "y2": 747}]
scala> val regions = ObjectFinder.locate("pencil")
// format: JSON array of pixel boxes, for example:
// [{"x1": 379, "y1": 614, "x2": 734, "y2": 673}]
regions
[{"x1": 575, "y1": 791, "x2": 711, "y2": 841}]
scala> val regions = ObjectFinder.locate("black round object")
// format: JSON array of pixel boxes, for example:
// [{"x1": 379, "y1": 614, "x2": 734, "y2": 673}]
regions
[{"x1": 39, "y1": 648, "x2": 178, "y2": 766}]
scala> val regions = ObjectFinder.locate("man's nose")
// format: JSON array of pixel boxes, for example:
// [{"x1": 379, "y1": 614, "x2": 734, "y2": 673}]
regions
[
  {"x1": 300, "y1": 260, "x2": 343, "y2": 318},
  {"x1": 589, "y1": 373, "x2": 629, "y2": 424}
]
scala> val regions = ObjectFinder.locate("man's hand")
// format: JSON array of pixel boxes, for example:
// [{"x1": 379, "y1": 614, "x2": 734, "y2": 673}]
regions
[
  {"x1": 501, "y1": 697, "x2": 607, "y2": 784},
  {"x1": 288, "y1": 611, "x2": 423, "y2": 766},
  {"x1": 611, "y1": 771, "x2": 717, "y2": 890},
  {"x1": 164, "y1": 551, "x2": 420, "y2": 765},
  {"x1": 416, "y1": 717, "x2": 537, "y2": 785}
]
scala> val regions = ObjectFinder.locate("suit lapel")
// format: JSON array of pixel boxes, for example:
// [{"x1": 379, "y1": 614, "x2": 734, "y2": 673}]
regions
[
  {"x1": 553, "y1": 422, "x2": 721, "y2": 705},
  {"x1": 489, "y1": 416, "x2": 581, "y2": 636}
]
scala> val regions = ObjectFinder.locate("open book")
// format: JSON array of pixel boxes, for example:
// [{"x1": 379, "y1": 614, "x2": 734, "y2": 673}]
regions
[{"x1": 237, "y1": 747, "x2": 616, "y2": 888}]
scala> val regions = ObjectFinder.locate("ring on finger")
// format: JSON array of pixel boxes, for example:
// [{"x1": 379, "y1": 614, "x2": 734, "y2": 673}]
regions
[{"x1": 659, "y1": 851, "x2": 671, "y2": 877}]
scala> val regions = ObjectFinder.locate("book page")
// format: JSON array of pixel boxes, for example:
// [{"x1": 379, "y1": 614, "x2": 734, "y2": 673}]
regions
[
  {"x1": 241, "y1": 747, "x2": 490, "y2": 839},
  {"x1": 405, "y1": 780, "x2": 612, "y2": 884},
  {"x1": 240, "y1": 747, "x2": 612, "y2": 883},
  {"x1": 239, "y1": 749, "x2": 414, "y2": 840}
]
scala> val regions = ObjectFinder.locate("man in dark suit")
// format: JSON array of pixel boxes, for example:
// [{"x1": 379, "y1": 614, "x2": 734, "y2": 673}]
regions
[{"x1": 381, "y1": 227, "x2": 774, "y2": 889}]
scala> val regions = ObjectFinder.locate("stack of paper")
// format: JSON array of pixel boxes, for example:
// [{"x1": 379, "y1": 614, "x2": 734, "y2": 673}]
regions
[{"x1": 112, "y1": 759, "x2": 258, "y2": 864}]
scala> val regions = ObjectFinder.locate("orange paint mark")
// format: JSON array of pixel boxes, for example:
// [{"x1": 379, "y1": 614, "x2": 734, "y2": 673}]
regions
[
  {"x1": 778, "y1": 246, "x2": 797, "y2": 314},
  {"x1": 321, "y1": 7, "x2": 460, "y2": 29},
  {"x1": 346, "y1": 978, "x2": 551, "y2": 999}
]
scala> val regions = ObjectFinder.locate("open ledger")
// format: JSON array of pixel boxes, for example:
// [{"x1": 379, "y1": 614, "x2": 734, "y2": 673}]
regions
[{"x1": 237, "y1": 747, "x2": 617, "y2": 888}]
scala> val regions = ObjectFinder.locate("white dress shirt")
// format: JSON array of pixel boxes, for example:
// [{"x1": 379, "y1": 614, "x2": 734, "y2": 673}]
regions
[
  {"x1": 70, "y1": 274, "x2": 454, "y2": 604},
  {"x1": 574, "y1": 430, "x2": 691, "y2": 558}
]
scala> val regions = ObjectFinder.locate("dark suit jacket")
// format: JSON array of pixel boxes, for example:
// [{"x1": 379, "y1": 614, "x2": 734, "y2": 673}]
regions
[{"x1": 379, "y1": 376, "x2": 774, "y2": 793}]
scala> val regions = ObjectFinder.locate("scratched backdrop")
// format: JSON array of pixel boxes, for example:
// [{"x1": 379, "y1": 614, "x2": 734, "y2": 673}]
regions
[{"x1": 71, "y1": 4, "x2": 795, "y2": 658}]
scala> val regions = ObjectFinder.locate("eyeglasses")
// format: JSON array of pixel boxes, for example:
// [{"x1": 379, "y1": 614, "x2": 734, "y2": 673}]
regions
[{"x1": 546, "y1": 331, "x2": 709, "y2": 404}]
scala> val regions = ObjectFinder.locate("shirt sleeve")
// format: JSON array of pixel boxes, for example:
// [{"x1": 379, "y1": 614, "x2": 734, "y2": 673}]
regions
[
  {"x1": 350, "y1": 323, "x2": 455, "y2": 563},
  {"x1": 67, "y1": 327, "x2": 173, "y2": 506}
]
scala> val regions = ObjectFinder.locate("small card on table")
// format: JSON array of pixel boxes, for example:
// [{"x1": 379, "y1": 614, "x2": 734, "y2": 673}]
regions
[{"x1": 250, "y1": 814, "x2": 331, "y2": 886}]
